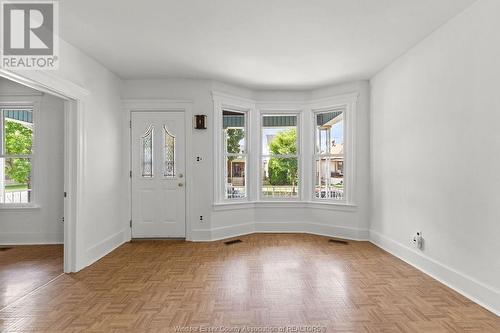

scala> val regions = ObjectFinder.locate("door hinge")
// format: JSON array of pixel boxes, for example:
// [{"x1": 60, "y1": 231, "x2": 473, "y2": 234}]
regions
[
  {"x1": 130, "y1": 170, "x2": 132, "y2": 178},
  {"x1": 64, "y1": 191, "x2": 67, "y2": 198},
  {"x1": 129, "y1": 120, "x2": 132, "y2": 129},
  {"x1": 129, "y1": 220, "x2": 132, "y2": 228}
]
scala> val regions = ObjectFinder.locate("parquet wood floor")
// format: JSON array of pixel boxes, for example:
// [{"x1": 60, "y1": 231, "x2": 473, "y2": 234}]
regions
[
  {"x1": 0, "y1": 245, "x2": 63, "y2": 309},
  {"x1": 0, "y1": 234, "x2": 498, "y2": 332}
]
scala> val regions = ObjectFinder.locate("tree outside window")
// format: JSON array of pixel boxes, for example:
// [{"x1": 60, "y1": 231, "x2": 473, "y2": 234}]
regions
[
  {"x1": 5, "y1": 121, "x2": 33, "y2": 187},
  {"x1": 267, "y1": 128, "x2": 298, "y2": 194},
  {"x1": 261, "y1": 114, "x2": 299, "y2": 199},
  {"x1": 1, "y1": 108, "x2": 34, "y2": 204}
]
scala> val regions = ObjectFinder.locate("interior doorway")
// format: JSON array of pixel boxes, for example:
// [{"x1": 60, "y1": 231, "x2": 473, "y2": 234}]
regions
[{"x1": 0, "y1": 77, "x2": 66, "y2": 309}]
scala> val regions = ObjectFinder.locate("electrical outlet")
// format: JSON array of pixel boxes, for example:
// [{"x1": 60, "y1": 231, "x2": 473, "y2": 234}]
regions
[
  {"x1": 411, "y1": 231, "x2": 423, "y2": 249},
  {"x1": 196, "y1": 156, "x2": 203, "y2": 162},
  {"x1": 199, "y1": 215, "x2": 203, "y2": 221}
]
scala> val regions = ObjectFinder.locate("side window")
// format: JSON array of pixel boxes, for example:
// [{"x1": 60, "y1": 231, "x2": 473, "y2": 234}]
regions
[
  {"x1": 223, "y1": 110, "x2": 247, "y2": 199},
  {"x1": 0, "y1": 108, "x2": 34, "y2": 205},
  {"x1": 314, "y1": 110, "x2": 344, "y2": 200}
]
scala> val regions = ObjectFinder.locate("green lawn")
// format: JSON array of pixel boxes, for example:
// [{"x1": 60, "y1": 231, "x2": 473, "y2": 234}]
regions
[{"x1": 5, "y1": 184, "x2": 28, "y2": 191}]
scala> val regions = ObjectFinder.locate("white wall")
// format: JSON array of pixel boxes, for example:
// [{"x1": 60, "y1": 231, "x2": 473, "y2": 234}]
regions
[
  {"x1": 5, "y1": 39, "x2": 126, "y2": 270},
  {"x1": 58, "y1": 40, "x2": 125, "y2": 268},
  {"x1": 0, "y1": 79, "x2": 64, "y2": 244},
  {"x1": 122, "y1": 79, "x2": 370, "y2": 241},
  {"x1": 370, "y1": 0, "x2": 500, "y2": 315},
  {"x1": 122, "y1": 79, "x2": 214, "y2": 239}
]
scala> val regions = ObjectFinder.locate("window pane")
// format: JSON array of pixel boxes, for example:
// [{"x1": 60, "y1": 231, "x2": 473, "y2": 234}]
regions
[
  {"x1": 163, "y1": 125, "x2": 175, "y2": 177},
  {"x1": 2, "y1": 109, "x2": 34, "y2": 155},
  {"x1": 315, "y1": 111, "x2": 343, "y2": 154},
  {"x1": 225, "y1": 155, "x2": 246, "y2": 199},
  {"x1": 262, "y1": 115, "x2": 297, "y2": 155},
  {"x1": 315, "y1": 110, "x2": 344, "y2": 200},
  {"x1": 0, "y1": 157, "x2": 32, "y2": 204},
  {"x1": 261, "y1": 157, "x2": 299, "y2": 198},
  {"x1": 141, "y1": 125, "x2": 154, "y2": 178},
  {"x1": 223, "y1": 110, "x2": 246, "y2": 154},
  {"x1": 314, "y1": 157, "x2": 343, "y2": 200}
]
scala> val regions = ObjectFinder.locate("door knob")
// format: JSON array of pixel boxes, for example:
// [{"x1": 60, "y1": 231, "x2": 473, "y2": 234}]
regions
[
  {"x1": 178, "y1": 183, "x2": 184, "y2": 187},
  {"x1": 179, "y1": 173, "x2": 184, "y2": 178}
]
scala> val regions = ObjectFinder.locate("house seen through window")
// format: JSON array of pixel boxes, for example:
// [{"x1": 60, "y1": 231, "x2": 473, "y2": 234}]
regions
[
  {"x1": 314, "y1": 110, "x2": 344, "y2": 200},
  {"x1": 223, "y1": 110, "x2": 247, "y2": 199}
]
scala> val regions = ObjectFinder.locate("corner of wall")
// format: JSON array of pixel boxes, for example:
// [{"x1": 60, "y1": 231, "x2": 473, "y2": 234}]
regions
[{"x1": 83, "y1": 228, "x2": 129, "y2": 270}]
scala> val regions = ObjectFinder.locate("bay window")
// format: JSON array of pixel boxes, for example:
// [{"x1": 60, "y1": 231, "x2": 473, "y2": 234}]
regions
[{"x1": 213, "y1": 91, "x2": 356, "y2": 207}]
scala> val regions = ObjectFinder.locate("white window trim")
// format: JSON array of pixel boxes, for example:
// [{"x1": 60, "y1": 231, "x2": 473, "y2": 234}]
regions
[
  {"x1": 0, "y1": 96, "x2": 41, "y2": 209},
  {"x1": 258, "y1": 108, "x2": 303, "y2": 201},
  {"x1": 312, "y1": 108, "x2": 346, "y2": 202},
  {"x1": 212, "y1": 91, "x2": 358, "y2": 207},
  {"x1": 213, "y1": 92, "x2": 255, "y2": 203},
  {"x1": 223, "y1": 110, "x2": 248, "y2": 201},
  {"x1": 309, "y1": 93, "x2": 358, "y2": 204}
]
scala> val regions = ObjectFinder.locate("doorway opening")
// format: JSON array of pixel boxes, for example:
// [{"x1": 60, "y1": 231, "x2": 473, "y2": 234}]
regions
[{"x1": 0, "y1": 77, "x2": 66, "y2": 309}]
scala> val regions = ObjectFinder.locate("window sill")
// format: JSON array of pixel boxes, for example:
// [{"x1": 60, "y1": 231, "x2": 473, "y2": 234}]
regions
[
  {"x1": 0, "y1": 204, "x2": 41, "y2": 211},
  {"x1": 213, "y1": 201, "x2": 357, "y2": 212}
]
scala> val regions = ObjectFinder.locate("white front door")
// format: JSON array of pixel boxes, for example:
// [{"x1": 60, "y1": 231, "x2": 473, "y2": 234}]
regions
[{"x1": 131, "y1": 111, "x2": 186, "y2": 238}]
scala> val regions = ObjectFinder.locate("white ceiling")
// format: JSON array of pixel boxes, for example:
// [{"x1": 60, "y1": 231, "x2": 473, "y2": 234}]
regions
[{"x1": 59, "y1": 0, "x2": 476, "y2": 89}]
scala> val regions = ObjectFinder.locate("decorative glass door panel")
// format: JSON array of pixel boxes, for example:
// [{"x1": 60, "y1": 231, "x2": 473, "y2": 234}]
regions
[{"x1": 163, "y1": 125, "x2": 175, "y2": 178}]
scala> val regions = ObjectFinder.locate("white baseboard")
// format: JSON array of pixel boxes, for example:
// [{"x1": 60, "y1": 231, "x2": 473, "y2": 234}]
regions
[
  {"x1": 192, "y1": 221, "x2": 369, "y2": 242},
  {"x1": 254, "y1": 221, "x2": 305, "y2": 233},
  {"x1": 84, "y1": 228, "x2": 128, "y2": 269},
  {"x1": 369, "y1": 229, "x2": 500, "y2": 316},
  {"x1": 211, "y1": 222, "x2": 255, "y2": 241},
  {"x1": 308, "y1": 222, "x2": 369, "y2": 240},
  {"x1": 192, "y1": 222, "x2": 255, "y2": 241},
  {"x1": 0, "y1": 232, "x2": 63, "y2": 245},
  {"x1": 190, "y1": 228, "x2": 212, "y2": 241}
]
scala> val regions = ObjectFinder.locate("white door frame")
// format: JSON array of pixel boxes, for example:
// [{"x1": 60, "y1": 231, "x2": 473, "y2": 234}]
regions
[
  {"x1": 122, "y1": 100, "x2": 194, "y2": 241},
  {"x1": 0, "y1": 69, "x2": 89, "y2": 273}
]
